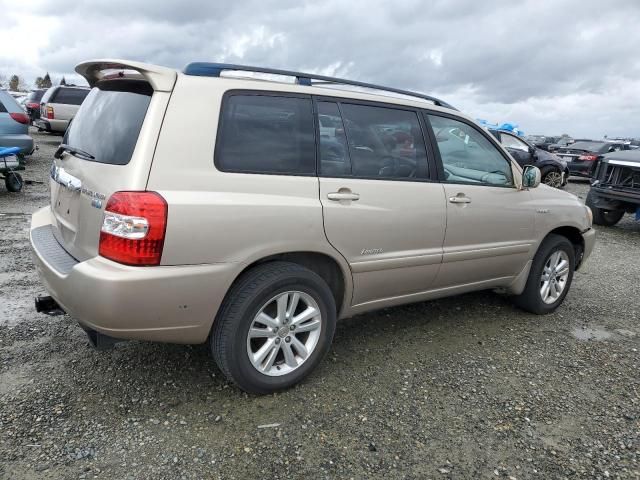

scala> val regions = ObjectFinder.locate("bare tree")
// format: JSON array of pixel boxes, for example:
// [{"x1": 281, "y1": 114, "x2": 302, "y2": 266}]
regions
[{"x1": 9, "y1": 75, "x2": 20, "y2": 91}]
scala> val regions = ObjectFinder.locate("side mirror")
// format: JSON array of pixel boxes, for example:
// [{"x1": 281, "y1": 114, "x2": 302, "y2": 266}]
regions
[
  {"x1": 522, "y1": 165, "x2": 541, "y2": 188},
  {"x1": 528, "y1": 146, "x2": 536, "y2": 155}
]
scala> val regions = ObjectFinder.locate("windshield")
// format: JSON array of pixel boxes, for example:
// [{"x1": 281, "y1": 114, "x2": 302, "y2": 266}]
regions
[{"x1": 63, "y1": 80, "x2": 152, "y2": 165}]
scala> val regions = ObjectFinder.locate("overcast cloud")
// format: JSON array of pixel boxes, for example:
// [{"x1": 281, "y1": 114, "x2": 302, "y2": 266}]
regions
[{"x1": 1, "y1": 0, "x2": 639, "y2": 138}]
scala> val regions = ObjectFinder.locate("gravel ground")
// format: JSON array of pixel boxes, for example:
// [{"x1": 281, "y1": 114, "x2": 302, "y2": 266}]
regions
[{"x1": 1, "y1": 128, "x2": 639, "y2": 480}]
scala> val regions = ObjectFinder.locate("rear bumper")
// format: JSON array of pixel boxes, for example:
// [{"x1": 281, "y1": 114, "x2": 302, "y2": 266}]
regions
[
  {"x1": 35, "y1": 118, "x2": 66, "y2": 133},
  {"x1": 0, "y1": 134, "x2": 34, "y2": 155},
  {"x1": 30, "y1": 206, "x2": 239, "y2": 344},
  {"x1": 580, "y1": 228, "x2": 596, "y2": 268}
]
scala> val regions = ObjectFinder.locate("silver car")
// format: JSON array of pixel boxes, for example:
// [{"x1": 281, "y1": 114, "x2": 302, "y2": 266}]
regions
[
  {"x1": 30, "y1": 60, "x2": 596, "y2": 393},
  {"x1": 0, "y1": 90, "x2": 34, "y2": 154}
]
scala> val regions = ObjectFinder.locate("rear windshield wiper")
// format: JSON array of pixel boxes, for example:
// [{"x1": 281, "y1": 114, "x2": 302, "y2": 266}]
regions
[{"x1": 54, "y1": 144, "x2": 96, "y2": 161}]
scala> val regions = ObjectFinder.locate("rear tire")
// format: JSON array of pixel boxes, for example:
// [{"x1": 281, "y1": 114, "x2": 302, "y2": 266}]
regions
[
  {"x1": 513, "y1": 234, "x2": 575, "y2": 315},
  {"x1": 5, "y1": 173, "x2": 23, "y2": 192},
  {"x1": 211, "y1": 261, "x2": 336, "y2": 394},
  {"x1": 585, "y1": 190, "x2": 624, "y2": 226}
]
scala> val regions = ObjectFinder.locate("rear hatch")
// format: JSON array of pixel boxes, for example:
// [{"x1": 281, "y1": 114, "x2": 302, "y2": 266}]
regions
[{"x1": 49, "y1": 60, "x2": 176, "y2": 261}]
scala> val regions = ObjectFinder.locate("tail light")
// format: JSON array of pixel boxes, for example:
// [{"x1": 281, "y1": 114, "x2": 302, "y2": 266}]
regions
[
  {"x1": 46, "y1": 106, "x2": 55, "y2": 119},
  {"x1": 578, "y1": 154, "x2": 598, "y2": 161},
  {"x1": 27, "y1": 102, "x2": 39, "y2": 109},
  {"x1": 99, "y1": 191, "x2": 168, "y2": 266},
  {"x1": 9, "y1": 112, "x2": 29, "y2": 124}
]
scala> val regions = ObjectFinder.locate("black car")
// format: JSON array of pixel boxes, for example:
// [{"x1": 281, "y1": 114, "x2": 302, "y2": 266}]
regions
[
  {"x1": 586, "y1": 149, "x2": 640, "y2": 226},
  {"x1": 556, "y1": 141, "x2": 630, "y2": 178},
  {"x1": 24, "y1": 89, "x2": 47, "y2": 123},
  {"x1": 548, "y1": 136, "x2": 574, "y2": 152},
  {"x1": 489, "y1": 129, "x2": 569, "y2": 188},
  {"x1": 530, "y1": 135, "x2": 562, "y2": 152}
]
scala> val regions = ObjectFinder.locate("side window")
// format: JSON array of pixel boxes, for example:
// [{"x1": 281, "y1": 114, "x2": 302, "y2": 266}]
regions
[
  {"x1": 428, "y1": 115, "x2": 514, "y2": 186},
  {"x1": 333, "y1": 103, "x2": 428, "y2": 180},
  {"x1": 216, "y1": 94, "x2": 316, "y2": 175},
  {"x1": 501, "y1": 133, "x2": 529, "y2": 152},
  {"x1": 317, "y1": 102, "x2": 351, "y2": 176}
]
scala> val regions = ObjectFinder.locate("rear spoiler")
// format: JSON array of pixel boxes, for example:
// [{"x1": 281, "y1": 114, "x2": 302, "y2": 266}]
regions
[{"x1": 75, "y1": 59, "x2": 177, "y2": 92}]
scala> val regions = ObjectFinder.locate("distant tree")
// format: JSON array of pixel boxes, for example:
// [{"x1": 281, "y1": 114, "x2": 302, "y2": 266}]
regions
[
  {"x1": 60, "y1": 76, "x2": 67, "y2": 86},
  {"x1": 42, "y1": 72, "x2": 52, "y2": 88},
  {"x1": 9, "y1": 74, "x2": 19, "y2": 91},
  {"x1": 18, "y1": 78, "x2": 28, "y2": 91},
  {"x1": 0, "y1": 74, "x2": 7, "y2": 89},
  {"x1": 34, "y1": 76, "x2": 44, "y2": 88}
]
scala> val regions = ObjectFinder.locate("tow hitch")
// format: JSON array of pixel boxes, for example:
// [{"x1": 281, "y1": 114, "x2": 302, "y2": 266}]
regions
[{"x1": 35, "y1": 295, "x2": 64, "y2": 315}]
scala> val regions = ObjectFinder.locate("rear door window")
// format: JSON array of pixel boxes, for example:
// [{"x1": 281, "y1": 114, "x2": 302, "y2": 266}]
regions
[
  {"x1": 63, "y1": 80, "x2": 152, "y2": 165},
  {"x1": 216, "y1": 94, "x2": 316, "y2": 175},
  {"x1": 53, "y1": 88, "x2": 89, "y2": 105},
  {"x1": 317, "y1": 102, "x2": 429, "y2": 180}
]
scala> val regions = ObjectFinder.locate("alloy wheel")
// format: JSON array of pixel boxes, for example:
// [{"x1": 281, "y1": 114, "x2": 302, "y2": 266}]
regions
[
  {"x1": 543, "y1": 171, "x2": 563, "y2": 188},
  {"x1": 539, "y1": 250, "x2": 570, "y2": 304},
  {"x1": 246, "y1": 291, "x2": 322, "y2": 376}
]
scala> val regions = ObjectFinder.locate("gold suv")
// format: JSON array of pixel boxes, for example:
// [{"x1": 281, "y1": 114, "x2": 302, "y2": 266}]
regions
[{"x1": 30, "y1": 60, "x2": 595, "y2": 393}]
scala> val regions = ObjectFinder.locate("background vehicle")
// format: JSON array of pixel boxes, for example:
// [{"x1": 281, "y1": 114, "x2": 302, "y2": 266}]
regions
[
  {"x1": 556, "y1": 141, "x2": 630, "y2": 178},
  {"x1": 528, "y1": 135, "x2": 562, "y2": 152},
  {"x1": 30, "y1": 60, "x2": 595, "y2": 394},
  {"x1": 35, "y1": 85, "x2": 89, "y2": 133},
  {"x1": 548, "y1": 136, "x2": 574, "y2": 152},
  {"x1": 586, "y1": 149, "x2": 640, "y2": 226},
  {"x1": 0, "y1": 90, "x2": 34, "y2": 154},
  {"x1": 24, "y1": 89, "x2": 47, "y2": 123},
  {"x1": 489, "y1": 129, "x2": 569, "y2": 188}
]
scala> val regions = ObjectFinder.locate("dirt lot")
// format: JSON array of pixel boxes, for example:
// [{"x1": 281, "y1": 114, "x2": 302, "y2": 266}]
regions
[{"x1": 1, "y1": 128, "x2": 639, "y2": 480}]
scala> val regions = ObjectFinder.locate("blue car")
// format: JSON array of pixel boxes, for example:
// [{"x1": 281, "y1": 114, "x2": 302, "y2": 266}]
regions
[{"x1": 0, "y1": 90, "x2": 34, "y2": 154}]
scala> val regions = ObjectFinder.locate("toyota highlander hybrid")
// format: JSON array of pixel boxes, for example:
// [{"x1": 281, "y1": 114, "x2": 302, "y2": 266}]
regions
[{"x1": 30, "y1": 60, "x2": 596, "y2": 393}]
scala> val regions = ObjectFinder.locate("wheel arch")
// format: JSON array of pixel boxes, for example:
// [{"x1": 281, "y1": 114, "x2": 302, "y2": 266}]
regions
[
  {"x1": 544, "y1": 226, "x2": 585, "y2": 269},
  {"x1": 229, "y1": 251, "x2": 352, "y2": 317}
]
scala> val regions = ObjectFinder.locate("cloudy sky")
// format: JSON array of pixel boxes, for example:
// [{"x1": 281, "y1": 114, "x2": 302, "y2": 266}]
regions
[{"x1": 2, "y1": 0, "x2": 639, "y2": 138}]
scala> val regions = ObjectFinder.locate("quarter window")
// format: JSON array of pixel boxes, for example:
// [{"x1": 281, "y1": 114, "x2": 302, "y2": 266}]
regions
[
  {"x1": 216, "y1": 95, "x2": 316, "y2": 175},
  {"x1": 428, "y1": 115, "x2": 513, "y2": 186}
]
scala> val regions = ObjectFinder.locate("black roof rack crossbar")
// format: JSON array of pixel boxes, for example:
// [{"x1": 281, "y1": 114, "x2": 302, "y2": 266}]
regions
[{"x1": 183, "y1": 62, "x2": 456, "y2": 110}]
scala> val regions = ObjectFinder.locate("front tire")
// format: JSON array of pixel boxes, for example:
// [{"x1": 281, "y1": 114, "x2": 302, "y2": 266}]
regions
[
  {"x1": 513, "y1": 234, "x2": 575, "y2": 314},
  {"x1": 585, "y1": 190, "x2": 624, "y2": 226},
  {"x1": 211, "y1": 262, "x2": 336, "y2": 394}
]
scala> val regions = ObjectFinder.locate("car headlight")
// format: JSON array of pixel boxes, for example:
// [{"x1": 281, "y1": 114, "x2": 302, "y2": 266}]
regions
[{"x1": 585, "y1": 205, "x2": 593, "y2": 228}]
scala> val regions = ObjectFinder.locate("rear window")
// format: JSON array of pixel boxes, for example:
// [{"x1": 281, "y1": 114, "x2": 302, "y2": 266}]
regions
[
  {"x1": 27, "y1": 90, "x2": 45, "y2": 103},
  {"x1": 63, "y1": 80, "x2": 152, "y2": 165},
  {"x1": 52, "y1": 88, "x2": 89, "y2": 105},
  {"x1": 0, "y1": 99, "x2": 6, "y2": 113},
  {"x1": 215, "y1": 94, "x2": 316, "y2": 175},
  {"x1": 570, "y1": 141, "x2": 606, "y2": 152}
]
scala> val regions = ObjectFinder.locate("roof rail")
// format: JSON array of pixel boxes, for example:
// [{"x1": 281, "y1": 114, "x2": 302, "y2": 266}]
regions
[{"x1": 183, "y1": 62, "x2": 456, "y2": 110}]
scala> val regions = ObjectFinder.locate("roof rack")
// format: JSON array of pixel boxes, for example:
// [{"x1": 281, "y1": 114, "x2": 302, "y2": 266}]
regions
[{"x1": 183, "y1": 62, "x2": 457, "y2": 110}]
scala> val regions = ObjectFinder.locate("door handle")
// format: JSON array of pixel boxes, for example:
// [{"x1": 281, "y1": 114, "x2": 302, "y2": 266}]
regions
[
  {"x1": 327, "y1": 191, "x2": 360, "y2": 201},
  {"x1": 449, "y1": 194, "x2": 471, "y2": 204}
]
